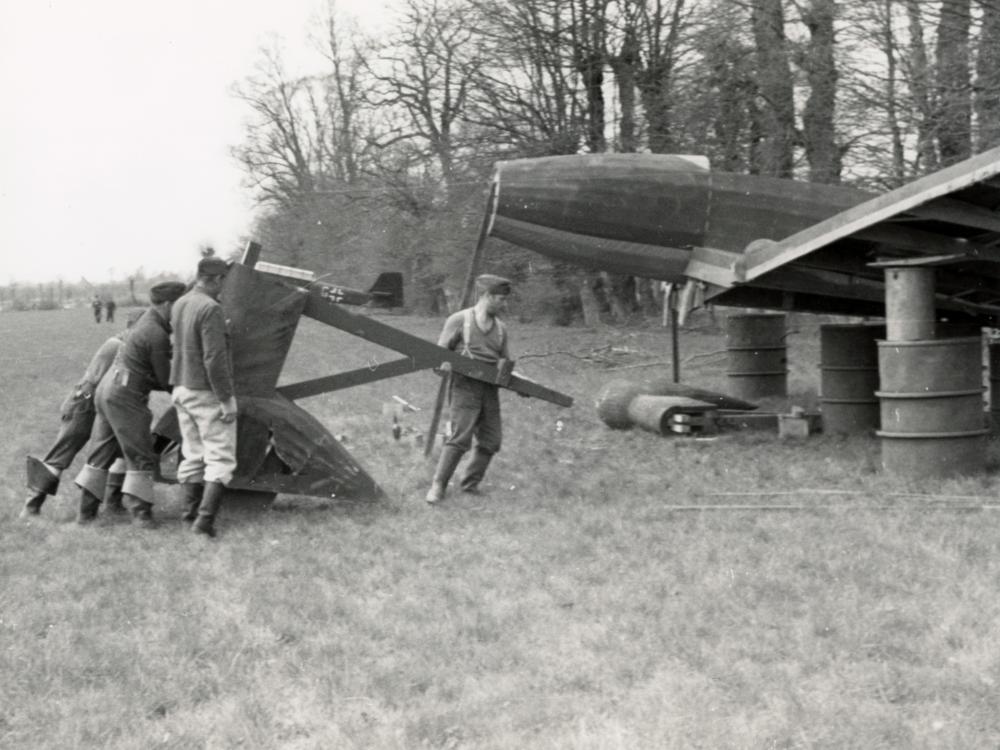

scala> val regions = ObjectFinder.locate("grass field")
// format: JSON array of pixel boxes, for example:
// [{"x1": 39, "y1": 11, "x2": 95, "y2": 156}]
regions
[{"x1": 2, "y1": 307, "x2": 999, "y2": 749}]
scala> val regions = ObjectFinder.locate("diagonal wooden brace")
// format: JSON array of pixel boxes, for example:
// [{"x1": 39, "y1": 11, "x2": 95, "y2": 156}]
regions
[{"x1": 288, "y1": 288, "x2": 573, "y2": 407}]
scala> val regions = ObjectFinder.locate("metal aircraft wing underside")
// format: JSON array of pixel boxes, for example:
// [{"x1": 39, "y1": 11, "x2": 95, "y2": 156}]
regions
[{"x1": 685, "y1": 145, "x2": 1000, "y2": 323}]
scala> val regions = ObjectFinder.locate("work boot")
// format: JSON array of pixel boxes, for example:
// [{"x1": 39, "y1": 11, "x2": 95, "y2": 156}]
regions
[
  {"x1": 459, "y1": 448, "x2": 494, "y2": 494},
  {"x1": 104, "y1": 484, "x2": 126, "y2": 514},
  {"x1": 20, "y1": 492, "x2": 47, "y2": 518},
  {"x1": 425, "y1": 446, "x2": 464, "y2": 504},
  {"x1": 192, "y1": 482, "x2": 225, "y2": 538},
  {"x1": 76, "y1": 489, "x2": 102, "y2": 524},
  {"x1": 180, "y1": 483, "x2": 205, "y2": 523},
  {"x1": 125, "y1": 494, "x2": 156, "y2": 529}
]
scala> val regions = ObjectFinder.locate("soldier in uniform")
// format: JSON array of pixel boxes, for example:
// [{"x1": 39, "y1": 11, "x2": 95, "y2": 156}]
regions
[
  {"x1": 426, "y1": 274, "x2": 514, "y2": 504},
  {"x1": 169, "y1": 256, "x2": 237, "y2": 538},
  {"x1": 104, "y1": 297, "x2": 117, "y2": 323},
  {"x1": 91, "y1": 295, "x2": 103, "y2": 323},
  {"x1": 20, "y1": 315, "x2": 139, "y2": 518},
  {"x1": 74, "y1": 281, "x2": 187, "y2": 526}
]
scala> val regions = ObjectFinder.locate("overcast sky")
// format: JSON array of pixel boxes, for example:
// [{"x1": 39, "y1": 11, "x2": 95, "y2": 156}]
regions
[{"x1": 1, "y1": 0, "x2": 388, "y2": 284}]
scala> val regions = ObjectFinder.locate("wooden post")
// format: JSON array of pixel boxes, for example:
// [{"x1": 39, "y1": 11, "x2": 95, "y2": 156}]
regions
[{"x1": 669, "y1": 285, "x2": 680, "y2": 383}]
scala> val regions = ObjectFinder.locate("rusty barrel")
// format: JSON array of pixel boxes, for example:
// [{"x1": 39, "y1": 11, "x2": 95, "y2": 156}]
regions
[
  {"x1": 726, "y1": 313, "x2": 787, "y2": 400},
  {"x1": 876, "y1": 336, "x2": 988, "y2": 478},
  {"x1": 819, "y1": 324, "x2": 885, "y2": 434}
]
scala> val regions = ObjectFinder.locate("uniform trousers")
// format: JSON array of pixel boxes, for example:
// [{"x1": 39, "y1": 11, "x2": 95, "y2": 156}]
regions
[
  {"x1": 445, "y1": 374, "x2": 502, "y2": 455},
  {"x1": 171, "y1": 386, "x2": 237, "y2": 485},
  {"x1": 77, "y1": 374, "x2": 156, "y2": 503},
  {"x1": 40, "y1": 389, "x2": 96, "y2": 473}
]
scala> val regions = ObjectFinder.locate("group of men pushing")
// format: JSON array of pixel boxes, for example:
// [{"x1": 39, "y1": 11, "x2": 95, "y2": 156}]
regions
[
  {"x1": 23, "y1": 256, "x2": 237, "y2": 538},
  {"x1": 23, "y1": 264, "x2": 518, "y2": 529}
]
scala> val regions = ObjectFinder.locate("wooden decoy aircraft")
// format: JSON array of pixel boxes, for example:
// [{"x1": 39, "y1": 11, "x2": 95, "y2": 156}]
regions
[
  {"x1": 153, "y1": 244, "x2": 573, "y2": 502},
  {"x1": 486, "y1": 145, "x2": 1000, "y2": 324}
]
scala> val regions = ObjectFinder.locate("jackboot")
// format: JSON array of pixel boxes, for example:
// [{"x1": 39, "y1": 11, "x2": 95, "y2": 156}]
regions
[
  {"x1": 425, "y1": 445, "x2": 465, "y2": 504},
  {"x1": 20, "y1": 492, "x2": 48, "y2": 518},
  {"x1": 459, "y1": 448, "x2": 494, "y2": 493},
  {"x1": 104, "y1": 483, "x2": 126, "y2": 514},
  {"x1": 180, "y1": 483, "x2": 205, "y2": 523},
  {"x1": 76, "y1": 489, "x2": 102, "y2": 524},
  {"x1": 192, "y1": 482, "x2": 225, "y2": 538},
  {"x1": 125, "y1": 494, "x2": 156, "y2": 529}
]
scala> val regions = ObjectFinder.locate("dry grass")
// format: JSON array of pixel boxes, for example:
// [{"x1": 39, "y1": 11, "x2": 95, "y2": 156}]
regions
[{"x1": 2, "y1": 307, "x2": 1000, "y2": 749}]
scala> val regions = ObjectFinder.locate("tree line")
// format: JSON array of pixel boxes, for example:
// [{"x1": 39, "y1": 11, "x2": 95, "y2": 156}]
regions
[{"x1": 233, "y1": 0, "x2": 1000, "y2": 324}]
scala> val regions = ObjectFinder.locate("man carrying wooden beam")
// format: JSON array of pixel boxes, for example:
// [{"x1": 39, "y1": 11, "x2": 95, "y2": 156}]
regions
[{"x1": 426, "y1": 274, "x2": 517, "y2": 504}]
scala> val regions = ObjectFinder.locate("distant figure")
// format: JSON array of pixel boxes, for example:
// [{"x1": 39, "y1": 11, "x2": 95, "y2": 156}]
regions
[
  {"x1": 104, "y1": 298, "x2": 117, "y2": 323},
  {"x1": 91, "y1": 295, "x2": 102, "y2": 323}
]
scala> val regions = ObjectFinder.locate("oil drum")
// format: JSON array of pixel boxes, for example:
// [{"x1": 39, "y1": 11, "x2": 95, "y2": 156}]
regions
[
  {"x1": 876, "y1": 336, "x2": 987, "y2": 478},
  {"x1": 726, "y1": 313, "x2": 787, "y2": 400},
  {"x1": 819, "y1": 324, "x2": 884, "y2": 434}
]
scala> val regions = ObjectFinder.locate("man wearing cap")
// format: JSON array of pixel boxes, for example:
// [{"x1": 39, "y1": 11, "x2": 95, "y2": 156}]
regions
[
  {"x1": 169, "y1": 256, "x2": 237, "y2": 538},
  {"x1": 74, "y1": 281, "x2": 187, "y2": 526},
  {"x1": 426, "y1": 274, "x2": 514, "y2": 504},
  {"x1": 20, "y1": 310, "x2": 142, "y2": 518}
]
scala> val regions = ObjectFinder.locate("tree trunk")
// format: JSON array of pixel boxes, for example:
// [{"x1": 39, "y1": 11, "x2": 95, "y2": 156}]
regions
[
  {"x1": 610, "y1": 26, "x2": 640, "y2": 153},
  {"x1": 751, "y1": 0, "x2": 796, "y2": 177},
  {"x1": 976, "y1": 0, "x2": 1000, "y2": 150},
  {"x1": 881, "y1": 0, "x2": 906, "y2": 185},
  {"x1": 904, "y1": 0, "x2": 938, "y2": 171},
  {"x1": 935, "y1": 0, "x2": 973, "y2": 165},
  {"x1": 579, "y1": 274, "x2": 604, "y2": 327},
  {"x1": 801, "y1": 0, "x2": 841, "y2": 183}
]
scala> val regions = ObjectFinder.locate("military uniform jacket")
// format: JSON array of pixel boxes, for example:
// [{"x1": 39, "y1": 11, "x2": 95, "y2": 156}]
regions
[
  {"x1": 169, "y1": 288, "x2": 235, "y2": 402},
  {"x1": 114, "y1": 307, "x2": 172, "y2": 396}
]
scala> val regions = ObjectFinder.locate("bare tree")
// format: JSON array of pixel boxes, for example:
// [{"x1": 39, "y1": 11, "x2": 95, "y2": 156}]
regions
[
  {"x1": 232, "y1": 43, "x2": 320, "y2": 209},
  {"x1": 935, "y1": 0, "x2": 973, "y2": 164},
  {"x1": 365, "y1": 0, "x2": 485, "y2": 197},
  {"x1": 975, "y1": 0, "x2": 1000, "y2": 149},
  {"x1": 798, "y1": 0, "x2": 842, "y2": 183},
  {"x1": 632, "y1": 0, "x2": 691, "y2": 154},
  {"x1": 466, "y1": 0, "x2": 587, "y2": 156},
  {"x1": 750, "y1": 0, "x2": 796, "y2": 176}
]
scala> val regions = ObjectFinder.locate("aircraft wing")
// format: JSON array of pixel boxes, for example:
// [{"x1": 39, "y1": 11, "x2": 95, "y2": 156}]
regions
[{"x1": 685, "y1": 145, "x2": 1000, "y2": 322}]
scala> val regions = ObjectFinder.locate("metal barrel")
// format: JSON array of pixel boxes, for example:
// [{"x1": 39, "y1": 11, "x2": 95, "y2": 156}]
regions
[
  {"x1": 989, "y1": 342, "x2": 1000, "y2": 429},
  {"x1": 819, "y1": 323, "x2": 885, "y2": 434},
  {"x1": 725, "y1": 313, "x2": 788, "y2": 400},
  {"x1": 876, "y1": 336, "x2": 988, "y2": 478},
  {"x1": 884, "y1": 266, "x2": 935, "y2": 341}
]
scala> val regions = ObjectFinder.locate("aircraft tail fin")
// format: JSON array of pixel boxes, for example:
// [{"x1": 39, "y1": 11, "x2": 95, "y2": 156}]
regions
[{"x1": 368, "y1": 272, "x2": 404, "y2": 308}]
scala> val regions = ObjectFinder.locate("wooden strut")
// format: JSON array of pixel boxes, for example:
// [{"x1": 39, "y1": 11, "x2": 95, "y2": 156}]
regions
[
  {"x1": 276, "y1": 287, "x2": 573, "y2": 408},
  {"x1": 424, "y1": 182, "x2": 500, "y2": 455}
]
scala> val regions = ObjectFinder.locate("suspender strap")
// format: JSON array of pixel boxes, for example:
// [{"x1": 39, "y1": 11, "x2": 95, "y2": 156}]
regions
[{"x1": 461, "y1": 307, "x2": 506, "y2": 358}]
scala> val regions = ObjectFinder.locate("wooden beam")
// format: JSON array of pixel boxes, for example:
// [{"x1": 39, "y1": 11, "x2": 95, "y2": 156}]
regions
[
  {"x1": 907, "y1": 197, "x2": 1000, "y2": 234},
  {"x1": 241, "y1": 240, "x2": 263, "y2": 268},
  {"x1": 277, "y1": 356, "x2": 438, "y2": 400},
  {"x1": 302, "y1": 291, "x2": 573, "y2": 407}
]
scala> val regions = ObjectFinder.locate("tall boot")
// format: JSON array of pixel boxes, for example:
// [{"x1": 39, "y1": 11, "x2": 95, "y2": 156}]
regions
[
  {"x1": 77, "y1": 489, "x2": 102, "y2": 524},
  {"x1": 180, "y1": 483, "x2": 205, "y2": 523},
  {"x1": 23, "y1": 456, "x2": 60, "y2": 517},
  {"x1": 124, "y1": 494, "x2": 156, "y2": 529},
  {"x1": 192, "y1": 482, "x2": 225, "y2": 538},
  {"x1": 20, "y1": 492, "x2": 48, "y2": 518},
  {"x1": 459, "y1": 448, "x2": 494, "y2": 493},
  {"x1": 425, "y1": 446, "x2": 465, "y2": 504},
  {"x1": 103, "y1": 475, "x2": 126, "y2": 514}
]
